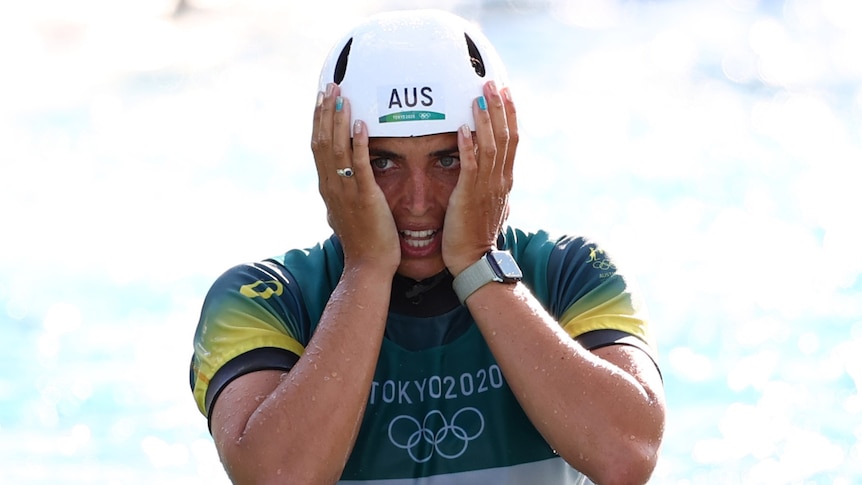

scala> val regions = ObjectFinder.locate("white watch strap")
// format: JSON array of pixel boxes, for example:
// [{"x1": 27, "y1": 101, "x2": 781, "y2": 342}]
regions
[{"x1": 452, "y1": 255, "x2": 499, "y2": 304}]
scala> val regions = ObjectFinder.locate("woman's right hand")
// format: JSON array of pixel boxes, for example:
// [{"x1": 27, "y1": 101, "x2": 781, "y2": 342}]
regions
[{"x1": 311, "y1": 83, "x2": 401, "y2": 274}]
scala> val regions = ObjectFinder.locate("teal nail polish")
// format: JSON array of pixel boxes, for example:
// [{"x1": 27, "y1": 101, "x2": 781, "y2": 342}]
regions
[
  {"x1": 335, "y1": 96, "x2": 344, "y2": 112},
  {"x1": 477, "y1": 95, "x2": 487, "y2": 111}
]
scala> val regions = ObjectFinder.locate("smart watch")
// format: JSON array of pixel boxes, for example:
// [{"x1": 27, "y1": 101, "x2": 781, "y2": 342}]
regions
[{"x1": 452, "y1": 249, "x2": 523, "y2": 304}]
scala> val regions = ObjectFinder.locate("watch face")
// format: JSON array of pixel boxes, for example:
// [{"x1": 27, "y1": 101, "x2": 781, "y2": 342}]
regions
[{"x1": 490, "y1": 251, "x2": 523, "y2": 280}]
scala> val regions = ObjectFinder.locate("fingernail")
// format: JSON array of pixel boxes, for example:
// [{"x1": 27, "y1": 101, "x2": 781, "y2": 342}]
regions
[
  {"x1": 460, "y1": 124, "x2": 471, "y2": 138},
  {"x1": 326, "y1": 83, "x2": 335, "y2": 97},
  {"x1": 488, "y1": 80, "x2": 498, "y2": 95},
  {"x1": 502, "y1": 87, "x2": 512, "y2": 102},
  {"x1": 354, "y1": 120, "x2": 362, "y2": 135},
  {"x1": 316, "y1": 91, "x2": 324, "y2": 107},
  {"x1": 477, "y1": 95, "x2": 487, "y2": 111},
  {"x1": 335, "y1": 96, "x2": 343, "y2": 112}
]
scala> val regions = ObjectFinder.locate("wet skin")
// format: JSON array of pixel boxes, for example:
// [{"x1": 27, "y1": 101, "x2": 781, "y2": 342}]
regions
[{"x1": 367, "y1": 134, "x2": 461, "y2": 281}]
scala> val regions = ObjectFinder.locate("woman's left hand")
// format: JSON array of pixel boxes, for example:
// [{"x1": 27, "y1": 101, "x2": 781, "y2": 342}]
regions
[{"x1": 442, "y1": 81, "x2": 519, "y2": 276}]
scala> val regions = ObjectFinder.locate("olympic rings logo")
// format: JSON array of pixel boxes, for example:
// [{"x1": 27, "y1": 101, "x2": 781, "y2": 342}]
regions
[
  {"x1": 591, "y1": 258, "x2": 615, "y2": 271},
  {"x1": 586, "y1": 246, "x2": 616, "y2": 271},
  {"x1": 388, "y1": 407, "x2": 485, "y2": 463}
]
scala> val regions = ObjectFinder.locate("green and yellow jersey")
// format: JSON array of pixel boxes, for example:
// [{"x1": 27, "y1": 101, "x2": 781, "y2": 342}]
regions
[{"x1": 190, "y1": 227, "x2": 658, "y2": 483}]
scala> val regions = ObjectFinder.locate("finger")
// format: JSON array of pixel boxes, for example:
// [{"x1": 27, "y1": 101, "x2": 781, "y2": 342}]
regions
[
  {"x1": 472, "y1": 92, "x2": 497, "y2": 180},
  {"x1": 351, "y1": 119, "x2": 374, "y2": 189},
  {"x1": 332, "y1": 93, "x2": 353, "y2": 186},
  {"x1": 310, "y1": 88, "x2": 326, "y2": 176},
  {"x1": 312, "y1": 83, "x2": 339, "y2": 184},
  {"x1": 500, "y1": 86, "x2": 518, "y2": 185},
  {"x1": 484, "y1": 81, "x2": 510, "y2": 180},
  {"x1": 456, "y1": 122, "x2": 477, "y2": 183}
]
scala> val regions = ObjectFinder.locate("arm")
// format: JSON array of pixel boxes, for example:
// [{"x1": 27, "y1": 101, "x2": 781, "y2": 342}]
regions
[
  {"x1": 209, "y1": 84, "x2": 400, "y2": 484},
  {"x1": 444, "y1": 82, "x2": 664, "y2": 484},
  {"x1": 465, "y1": 282, "x2": 665, "y2": 485},
  {"x1": 211, "y1": 265, "x2": 392, "y2": 484}
]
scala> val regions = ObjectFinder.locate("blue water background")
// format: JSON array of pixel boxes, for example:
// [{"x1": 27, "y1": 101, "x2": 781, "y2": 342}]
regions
[{"x1": 1, "y1": 0, "x2": 860, "y2": 483}]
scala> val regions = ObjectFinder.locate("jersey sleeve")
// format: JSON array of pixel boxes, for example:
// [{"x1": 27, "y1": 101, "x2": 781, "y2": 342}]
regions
[
  {"x1": 505, "y1": 227, "x2": 658, "y2": 362},
  {"x1": 189, "y1": 260, "x2": 308, "y2": 419},
  {"x1": 547, "y1": 236, "x2": 657, "y2": 360}
]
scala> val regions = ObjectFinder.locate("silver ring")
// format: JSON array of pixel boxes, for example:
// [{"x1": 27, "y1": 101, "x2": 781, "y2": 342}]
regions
[{"x1": 336, "y1": 167, "x2": 354, "y2": 178}]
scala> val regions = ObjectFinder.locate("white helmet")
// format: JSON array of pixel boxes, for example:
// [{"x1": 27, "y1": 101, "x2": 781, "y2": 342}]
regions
[{"x1": 318, "y1": 9, "x2": 508, "y2": 138}]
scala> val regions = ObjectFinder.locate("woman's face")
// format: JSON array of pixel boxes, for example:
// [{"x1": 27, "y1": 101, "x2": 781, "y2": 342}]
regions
[{"x1": 368, "y1": 133, "x2": 461, "y2": 281}]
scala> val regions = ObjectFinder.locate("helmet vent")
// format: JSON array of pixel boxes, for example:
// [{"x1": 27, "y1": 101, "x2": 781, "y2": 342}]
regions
[
  {"x1": 464, "y1": 34, "x2": 486, "y2": 77},
  {"x1": 333, "y1": 38, "x2": 353, "y2": 84}
]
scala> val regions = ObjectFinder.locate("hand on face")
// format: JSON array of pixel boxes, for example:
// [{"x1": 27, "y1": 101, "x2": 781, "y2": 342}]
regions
[
  {"x1": 311, "y1": 83, "x2": 401, "y2": 273},
  {"x1": 443, "y1": 81, "x2": 519, "y2": 276}
]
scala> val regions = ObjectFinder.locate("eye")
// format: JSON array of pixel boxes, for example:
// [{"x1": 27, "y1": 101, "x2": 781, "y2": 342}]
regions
[
  {"x1": 371, "y1": 158, "x2": 394, "y2": 171},
  {"x1": 438, "y1": 156, "x2": 460, "y2": 169}
]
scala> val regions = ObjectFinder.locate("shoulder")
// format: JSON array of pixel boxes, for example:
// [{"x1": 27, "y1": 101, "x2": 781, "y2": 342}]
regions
[
  {"x1": 504, "y1": 226, "x2": 656, "y2": 351},
  {"x1": 504, "y1": 226, "x2": 631, "y2": 284},
  {"x1": 196, "y1": 235, "x2": 346, "y2": 345},
  {"x1": 502, "y1": 226, "x2": 598, "y2": 263},
  {"x1": 206, "y1": 260, "x2": 290, "y2": 298},
  {"x1": 191, "y1": 236, "x2": 342, "y2": 418},
  {"x1": 502, "y1": 226, "x2": 607, "y2": 298},
  {"x1": 204, "y1": 235, "x2": 344, "y2": 304}
]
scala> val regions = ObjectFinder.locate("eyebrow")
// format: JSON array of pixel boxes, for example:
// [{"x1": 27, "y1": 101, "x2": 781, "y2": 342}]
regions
[
  {"x1": 368, "y1": 146, "x2": 459, "y2": 159},
  {"x1": 368, "y1": 148, "x2": 402, "y2": 159},
  {"x1": 432, "y1": 146, "x2": 460, "y2": 157}
]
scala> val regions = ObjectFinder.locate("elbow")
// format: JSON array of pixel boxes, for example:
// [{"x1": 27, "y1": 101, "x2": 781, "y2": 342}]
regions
[
  {"x1": 218, "y1": 444, "x2": 267, "y2": 485},
  {"x1": 581, "y1": 440, "x2": 661, "y2": 485},
  {"x1": 592, "y1": 462, "x2": 657, "y2": 485},
  {"x1": 219, "y1": 440, "x2": 342, "y2": 485},
  {"x1": 223, "y1": 461, "x2": 339, "y2": 485}
]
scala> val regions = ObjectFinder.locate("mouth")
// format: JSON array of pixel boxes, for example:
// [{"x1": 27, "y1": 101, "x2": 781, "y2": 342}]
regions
[{"x1": 399, "y1": 229, "x2": 438, "y2": 248}]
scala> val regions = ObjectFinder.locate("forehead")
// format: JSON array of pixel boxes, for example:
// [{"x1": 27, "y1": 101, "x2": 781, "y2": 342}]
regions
[{"x1": 368, "y1": 132, "x2": 458, "y2": 155}]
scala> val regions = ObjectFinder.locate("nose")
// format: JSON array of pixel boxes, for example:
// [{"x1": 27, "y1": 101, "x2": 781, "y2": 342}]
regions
[{"x1": 403, "y1": 171, "x2": 433, "y2": 216}]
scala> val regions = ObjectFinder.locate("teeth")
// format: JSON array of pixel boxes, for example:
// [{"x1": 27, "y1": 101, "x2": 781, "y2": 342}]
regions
[
  {"x1": 400, "y1": 229, "x2": 436, "y2": 248},
  {"x1": 406, "y1": 238, "x2": 433, "y2": 248},
  {"x1": 401, "y1": 229, "x2": 435, "y2": 238}
]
